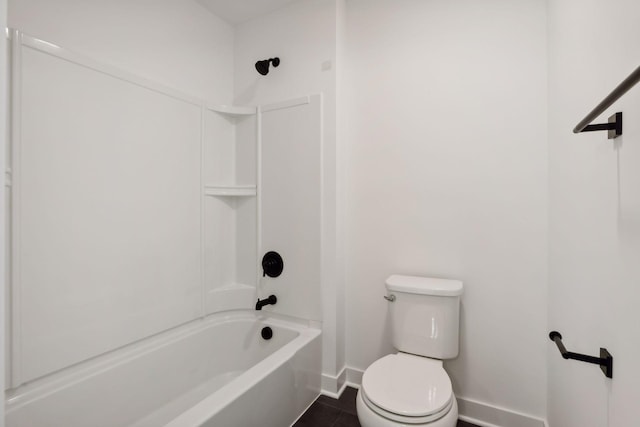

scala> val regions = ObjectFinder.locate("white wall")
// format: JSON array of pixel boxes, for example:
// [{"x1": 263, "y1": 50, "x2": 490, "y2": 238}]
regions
[
  {"x1": 547, "y1": 1, "x2": 640, "y2": 426},
  {"x1": 1, "y1": 0, "x2": 8, "y2": 423},
  {"x1": 18, "y1": 3, "x2": 640, "y2": 426},
  {"x1": 8, "y1": 0, "x2": 234, "y2": 104},
  {"x1": 234, "y1": 0, "x2": 346, "y2": 393},
  {"x1": 344, "y1": 0, "x2": 548, "y2": 419},
  {"x1": 234, "y1": 0, "x2": 337, "y2": 106}
]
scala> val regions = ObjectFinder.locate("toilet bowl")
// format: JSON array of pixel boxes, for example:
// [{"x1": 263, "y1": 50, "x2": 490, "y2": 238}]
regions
[
  {"x1": 356, "y1": 353, "x2": 458, "y2": 427},
  {"x1": 356, "y1": 275, "x2": 463, "y2": 427}
]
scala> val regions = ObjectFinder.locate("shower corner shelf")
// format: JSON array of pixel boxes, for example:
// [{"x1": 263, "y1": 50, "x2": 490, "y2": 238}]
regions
[
  {"x1": 204, "y1": 185, "x2": 256, "y2": 197},
  {"x1": 207, "y1": 104, "x2": 257, "y2": 116}
]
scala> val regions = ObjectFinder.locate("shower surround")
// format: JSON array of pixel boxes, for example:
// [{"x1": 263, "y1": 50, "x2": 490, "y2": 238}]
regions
[{"x1": 6, "y1": 23, "x2": 325, "y2": 427}]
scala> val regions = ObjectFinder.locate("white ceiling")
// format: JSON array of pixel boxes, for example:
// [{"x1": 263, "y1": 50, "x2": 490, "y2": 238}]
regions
[{"x1": 196, "y1": 0, "x2": 300, "y2": 24}]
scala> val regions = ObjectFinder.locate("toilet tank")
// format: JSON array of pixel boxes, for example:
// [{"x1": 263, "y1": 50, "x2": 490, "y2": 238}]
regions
[{"x1": 385, "y1": 275, "x2": 463, "y2": 359}]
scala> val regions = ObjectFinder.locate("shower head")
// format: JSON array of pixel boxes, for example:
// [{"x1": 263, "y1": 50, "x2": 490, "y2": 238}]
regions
[{"x1": 255, "y1": 57, "x2": 280, "y2": 75}]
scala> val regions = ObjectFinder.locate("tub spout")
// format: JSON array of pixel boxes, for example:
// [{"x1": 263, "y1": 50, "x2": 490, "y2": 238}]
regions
[{"x1": 256, "y1": 295, "x2": 277, "y2": 310}]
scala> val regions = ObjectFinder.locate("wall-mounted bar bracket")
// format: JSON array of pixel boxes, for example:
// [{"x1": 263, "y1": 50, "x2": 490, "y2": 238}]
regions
[
  {"x1": 573, "y1": 65, "x2": 640, "y2": 138},
  {"x1": 578, "y1": 112, "x2": 622, "y2": 139},
  {"x1": 549, "y1": 331, "x2": 613, "y2": 378}
]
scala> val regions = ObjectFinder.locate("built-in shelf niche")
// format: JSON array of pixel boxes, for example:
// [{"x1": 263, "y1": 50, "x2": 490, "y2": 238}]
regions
[{"x1": 203, "y1": 105, "x2": 257, "y2": 314}]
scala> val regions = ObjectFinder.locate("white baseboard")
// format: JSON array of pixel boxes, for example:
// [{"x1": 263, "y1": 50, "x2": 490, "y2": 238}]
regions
[
  {"x1": 342, "y1": 366, "x2": 546, "y2": 427},
  {"x1": 457, "y1": 398, "x2": 546, "y2": 427},
  {"x1": 345, "y1": 366, "x2": 363, "y2": 386},
  {"x1": 321, "y1": 367, "x2": 347, "y2": 398}
]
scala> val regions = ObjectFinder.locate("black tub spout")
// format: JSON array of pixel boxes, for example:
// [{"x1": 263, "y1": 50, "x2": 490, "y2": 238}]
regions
[{"x1": 256, "y1": 295, "x2": 277, "y2": 310}]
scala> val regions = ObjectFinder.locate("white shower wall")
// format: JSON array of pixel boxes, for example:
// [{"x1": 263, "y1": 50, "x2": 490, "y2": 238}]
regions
[
  {"x1": 259, "y1": 96, "x2": 323, "y2": 322},
  {"x1": 234, "y1": 0, "x2": 346, "y2": 394},
  {"x1": 1, "y1": 0, "x2": 8, "y2": 425},
  {"x1": 6, "y1": 0, "x2": 238, "y2": 388},
  {"x1": 15, "y1": 40, "x2": 204, "y2": 383}
]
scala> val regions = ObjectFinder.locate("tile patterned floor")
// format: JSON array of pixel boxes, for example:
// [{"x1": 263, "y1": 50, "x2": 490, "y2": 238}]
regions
[{"x1": 293, "y1": 387, "x2": 478, "y2": 427}]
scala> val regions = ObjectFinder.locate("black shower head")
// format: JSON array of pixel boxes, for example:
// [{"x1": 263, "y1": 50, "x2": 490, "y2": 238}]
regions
[
  {"x1": 255, "y1": 57, "x2": 280, "y2": 75},
  {"x1": 255, "y1": 60, "x2": 269, "y2": 75}
]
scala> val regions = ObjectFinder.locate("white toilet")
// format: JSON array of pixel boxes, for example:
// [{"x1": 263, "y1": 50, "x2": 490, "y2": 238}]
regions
[{"x1": 356, "y1": 274, "x2": 463, "y2": 427}]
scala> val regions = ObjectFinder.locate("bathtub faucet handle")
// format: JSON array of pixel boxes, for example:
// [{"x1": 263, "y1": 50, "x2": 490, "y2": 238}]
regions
[{"x1": 256, "y1": 294, "x2": 277, "y2": 310}]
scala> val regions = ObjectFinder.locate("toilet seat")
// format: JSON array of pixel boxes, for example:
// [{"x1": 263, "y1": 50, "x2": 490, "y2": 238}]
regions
[
  {"x1": 361, "y1": 353, "x2": 453, "y2": 424},
  {"x1": 361, "y1": 387, "x2": 453, "y2": 424}
]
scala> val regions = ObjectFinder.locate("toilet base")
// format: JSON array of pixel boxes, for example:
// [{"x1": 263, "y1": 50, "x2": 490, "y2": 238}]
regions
[{"x1": 356, "y1": 388, "x2": 458, "y2": 427}]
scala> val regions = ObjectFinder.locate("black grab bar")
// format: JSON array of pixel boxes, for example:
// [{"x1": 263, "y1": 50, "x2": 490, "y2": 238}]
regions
[
  {"x1": 573, "y1": 65, "x2": 640, "y2": 139},
  {"x1": 549, "y1": 331, "x2": 613, "y2": 378}
]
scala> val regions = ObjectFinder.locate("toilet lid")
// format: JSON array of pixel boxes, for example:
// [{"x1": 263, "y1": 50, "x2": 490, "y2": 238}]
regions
[{"x1": 362, "y1": 353, "x2": 453, "y2": 417}]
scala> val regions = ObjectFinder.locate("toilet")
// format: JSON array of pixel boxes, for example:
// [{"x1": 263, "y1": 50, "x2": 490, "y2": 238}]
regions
[{"x1": 356, "y1": 274, "x2": 463, "y2": 427}]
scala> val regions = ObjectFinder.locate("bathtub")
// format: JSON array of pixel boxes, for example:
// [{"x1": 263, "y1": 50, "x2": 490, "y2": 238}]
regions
[{"x1": 6, "y1": 311, "x2": 322, "y2": 427}]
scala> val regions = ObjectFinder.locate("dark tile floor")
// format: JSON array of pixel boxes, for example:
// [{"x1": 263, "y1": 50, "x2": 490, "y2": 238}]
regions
[{"x1": 293, "y1": 387, "x2": 478, "y2": 427}]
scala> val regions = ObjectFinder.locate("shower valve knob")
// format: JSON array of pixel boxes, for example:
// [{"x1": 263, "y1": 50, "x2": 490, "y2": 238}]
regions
[{"x1": 262, "y1": 251, "x2": 284, "y2": 278}]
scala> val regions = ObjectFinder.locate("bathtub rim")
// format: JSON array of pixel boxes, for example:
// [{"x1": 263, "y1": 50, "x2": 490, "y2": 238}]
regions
[
  {"x1": 6, "y1": 310, "x2": 320, "y2": 414},
  {"x1": 163, "y1": 317, "x2": 321, "y2": 427}
]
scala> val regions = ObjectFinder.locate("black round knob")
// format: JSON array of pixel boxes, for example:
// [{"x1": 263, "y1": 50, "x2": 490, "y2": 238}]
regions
[
  {"x1": 261, "y1": 326, "x2": 273, "y2": 340},
  {"x1": 262, "y1": 251, "x2": 284, "y2": 278}
]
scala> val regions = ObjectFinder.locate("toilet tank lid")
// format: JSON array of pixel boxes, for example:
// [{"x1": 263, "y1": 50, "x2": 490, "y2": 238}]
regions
[{"x1": 386, "y1": 275, "x2": 463, "y2": 296}]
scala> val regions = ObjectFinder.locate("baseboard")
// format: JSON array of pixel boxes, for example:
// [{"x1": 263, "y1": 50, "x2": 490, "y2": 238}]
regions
[
  {"x1": 345, "y1": 366, "x2": 363, "y2": 387},
  {"x1": 457, "y1": 397, "x2": 546, "y2": 427},
  {"x1": 340, "y1": 367, "x2": 546, "y2": 427},
  {"x1": 321, "y1": 366, "x2": 347, "y2": 398}
]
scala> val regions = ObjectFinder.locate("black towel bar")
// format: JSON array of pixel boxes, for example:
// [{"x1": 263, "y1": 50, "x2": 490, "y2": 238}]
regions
[
  {"x1": 573, "y1": 65, "x2": 640, "y2": 139},
  {"x1": 549, "y1": 331, "x2": 613, "y2": 378}
]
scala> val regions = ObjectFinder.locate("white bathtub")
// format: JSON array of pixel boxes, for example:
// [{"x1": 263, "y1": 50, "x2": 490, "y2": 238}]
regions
[{"x1": 6, "y1": 311, "x2": 322, "y2": 427}]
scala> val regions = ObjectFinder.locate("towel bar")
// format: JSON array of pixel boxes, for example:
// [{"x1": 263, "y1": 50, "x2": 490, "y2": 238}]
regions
[{"x1": 549, "y1": 331, "x2": 613, "y2": 378}]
